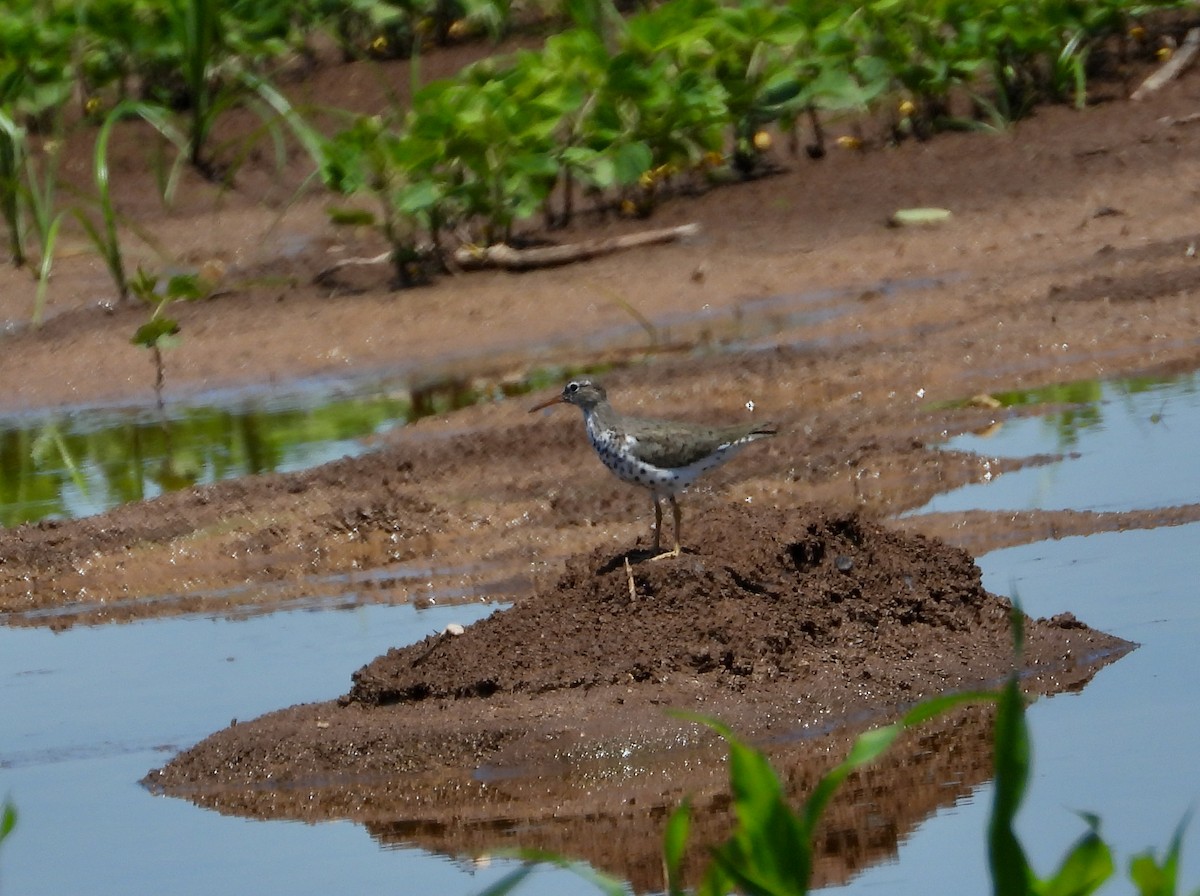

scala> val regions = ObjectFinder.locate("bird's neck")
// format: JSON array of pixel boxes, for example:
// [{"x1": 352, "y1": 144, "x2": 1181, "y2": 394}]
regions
[{"x1": 582, "y1": 401, "x2": 619, "y2": 436}]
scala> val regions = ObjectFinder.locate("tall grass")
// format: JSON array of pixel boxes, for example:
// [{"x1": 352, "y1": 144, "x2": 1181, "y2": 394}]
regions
[
  {"x1": 73, "y1": 101, "x2": 187, "y2": 304},
  {"x1": 0, "y1": 111, "x2": 29, "y2": 268},
  {"x1": 172, "y1": 0, "x2": 221, "y2": 174},
  {"x1": 1, "y1": 108, "x2": 69, "y2": 326}
]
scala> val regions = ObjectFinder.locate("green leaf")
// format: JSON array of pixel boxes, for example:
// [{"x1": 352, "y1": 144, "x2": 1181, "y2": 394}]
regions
[
  {"x1": 804, "y1": 689, "x2": 995, "y2": 834},
  {"x1": 129, "y1": 266, "x2": 160, "y2": 304},
  {"x1": 396, "y1": 179, "x2": 444, "y2": 216},
  {"x1": 989, "y1": 674, "x2": 1034, "y2": 896},
  {"x1": 165, "y1": 272, "x2": 204, "y2": 301},
  {"x1": 132, "y1": 317, "x2": 181, "y2": 348},
  {"x1": 327, "y1": 207, "x2": 377, "y2": 227},
  {"x1": 663, "y1": 800, "x2": 691, "y2": 896},
  {"x1": 1129, "y1": 812, "x2": 1191, "y2": 896},
  {"x1": 698, "y1": 718, "x2": 811, "y2": 894},
  {"x1": 611, "y1": 141, "x2": 653, "y2": 186},
  {"x1": 1035, "y1": 813, "x2": 1113, "y2": 896},
  {"x1": 0, "y1": 798, "x2": 15, "y2": 843}
]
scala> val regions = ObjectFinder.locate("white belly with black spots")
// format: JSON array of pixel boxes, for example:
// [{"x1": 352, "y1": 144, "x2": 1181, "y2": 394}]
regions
[{"x1": 585, "y1": 418, "x2": 739, "y2": 496}]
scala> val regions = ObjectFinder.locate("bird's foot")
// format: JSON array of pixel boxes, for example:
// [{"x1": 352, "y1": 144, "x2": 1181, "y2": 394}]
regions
[{"x1": 650, "y1": 546, "x2": 682, "y2": 561}]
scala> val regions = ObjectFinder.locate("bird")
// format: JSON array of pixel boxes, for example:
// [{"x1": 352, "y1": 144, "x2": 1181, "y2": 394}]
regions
[{"x1": 530, "y1": 378, "x2": 777, "y2": 559}]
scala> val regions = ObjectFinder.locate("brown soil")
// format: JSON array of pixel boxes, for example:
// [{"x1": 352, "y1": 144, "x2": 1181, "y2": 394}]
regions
[{"x1": 3, "y1": 29, "x2": 1200, "y2": 889}]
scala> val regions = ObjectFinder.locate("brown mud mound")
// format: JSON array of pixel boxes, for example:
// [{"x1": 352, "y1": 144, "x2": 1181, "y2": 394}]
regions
[
  {"x1": 348, "y1": 504, "x2": 1076, "y2": 710},
  {"x1": 147, "y1": 504, "x2": 1131, "y2": 806}
]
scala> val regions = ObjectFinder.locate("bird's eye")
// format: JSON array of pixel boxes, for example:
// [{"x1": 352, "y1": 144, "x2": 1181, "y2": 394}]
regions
[{"x1": 566, "y1": 382, "x2": 580, "y2": 394}]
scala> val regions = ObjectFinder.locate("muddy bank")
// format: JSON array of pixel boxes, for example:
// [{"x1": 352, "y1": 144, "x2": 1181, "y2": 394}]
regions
[
  {"x1": 7, "y1": 60, "x2": 1200, "y2": 626},
  {"x1": 144, "y1": 503, "x2": 1131, "y2": 889}
]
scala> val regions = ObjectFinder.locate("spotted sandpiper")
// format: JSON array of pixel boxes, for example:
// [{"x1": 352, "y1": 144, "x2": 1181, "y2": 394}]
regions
[{"x1": 530, "y1": 378, "x2": 777, "y2": 559}]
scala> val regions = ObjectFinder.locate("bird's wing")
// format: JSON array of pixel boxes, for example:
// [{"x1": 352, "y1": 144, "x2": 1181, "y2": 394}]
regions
[{"x1": 624, "y1": 421, "x2": 765, "y2": 469}]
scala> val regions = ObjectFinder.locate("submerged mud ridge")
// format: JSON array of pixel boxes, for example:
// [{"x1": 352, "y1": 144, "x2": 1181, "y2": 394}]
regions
[{"x1": 146, "y1": 503, "x2": 1132, "y2": 850}]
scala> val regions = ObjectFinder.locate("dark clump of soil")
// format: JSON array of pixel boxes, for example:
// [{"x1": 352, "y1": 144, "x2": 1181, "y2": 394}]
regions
[
  {"x1": 147, "y1": 503, "x2": 1132, "y2": 806},
  {"x1": 349, "y1": 504, "x2": 1014, "y2": 710}
]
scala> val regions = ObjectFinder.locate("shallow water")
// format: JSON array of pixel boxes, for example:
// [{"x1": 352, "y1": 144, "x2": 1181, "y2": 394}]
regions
[
  {"x1": 920, "y1": 373, "x2": 1200, "y2": 514},
  {"x1": 855, "y1": 376, "x2": 1200, "y2": 892},
  {"x1": 839, "y1": 522, "x2": 1200, "y2": 894},
  {"x1": 2, "y1": 374, "x2": 1199, "y2": 895},
  {"x1": 0, "y1": 600, "x2": 589, "y2": 896},
  {"x1": 0, "y1": 273, "x2": 946, "y2": 529},
  {"x1": 0, "y1": 391, "x2": 412, "y2": 526}
]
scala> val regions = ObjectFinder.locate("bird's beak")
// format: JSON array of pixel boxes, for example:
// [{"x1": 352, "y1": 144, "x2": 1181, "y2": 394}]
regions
[{"x1": 529, "y1": 394, "x2": 565, "y2": 413}]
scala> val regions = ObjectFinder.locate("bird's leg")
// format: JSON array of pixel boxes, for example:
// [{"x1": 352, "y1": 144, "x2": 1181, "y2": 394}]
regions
[
  {"x1": 652, "y1": 495, "x2": 683, "y2": 560},
  {"x1": 652, "y1": 494, "x2": 663, "y2": 553}
]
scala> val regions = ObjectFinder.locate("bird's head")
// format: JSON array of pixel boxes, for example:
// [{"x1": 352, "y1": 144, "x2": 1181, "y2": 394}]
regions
[{"x1": 530, "y1": 378, "x2": 607, "y2": 413}]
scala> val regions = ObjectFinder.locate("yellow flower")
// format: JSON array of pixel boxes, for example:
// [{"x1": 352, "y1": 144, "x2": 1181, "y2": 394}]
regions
[
  {"x1": 620, "y1": 198, "x2": 638, "y2": 216},
  {"x1": 84, "y1": 96, "x2": 103, "y2": 116},
  {"x1": 1157, "y1": 46, "x2": 1173, "y2": 61},
  {"x1": 447, "y1": 19, "x2": 470, "y2": 39},
  {"x1": 836, "y1": 135, "x2": 862, "y2": 150},
  {"x1": 898, "y1": 99, "x2": 916, "y2": 118},
  {"x1": 752, "y1": 130, "x2": 772, "y2": 151},
  {"x1": 370, "y1": 35, "x2": 388, "y2": 53},
  {"x1": 1129, "y1": 25, "x2": 1146, "y2": 41}
]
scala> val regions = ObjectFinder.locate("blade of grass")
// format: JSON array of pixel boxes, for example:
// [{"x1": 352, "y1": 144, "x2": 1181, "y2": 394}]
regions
[
  {"x1": 238, "y1": 71, "x2": 328, "y2": 171},
  {"x1": 1038, "y1": 812, "x2": 1113, "y2": 896},
  {"x1": 0, "y1": 110, "x2": 28, "y2": 267},
  {"x1": 682, "y1": 691, "x2": 996, "y2": 896},
  {"x1": 989, "y1": 602, "x2": 1033, "y2": 896},
  {"x1": 1129, "y1": 811, "x2": 1193, "y2": 896},
  {"x1": 474, "y1": 850, "x2": 627, "y2": 896},
  {"x1": 663, "y1": 799, "x2": 691, "y2": 896},
  {"x1": 80, "y1": 101, "x2": 188, "y2": 302},
  {"x1": 31, "y1": 210, "x2": 64, "y2": 327},
  {"x1": 0, "y1": 798, "x2": 15, "y2": 845}
]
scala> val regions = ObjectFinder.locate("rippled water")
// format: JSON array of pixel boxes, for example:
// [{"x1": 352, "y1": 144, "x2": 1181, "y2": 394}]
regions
[{"x1": 2, "y1": 374, "x2": 1199, "y2": 895}]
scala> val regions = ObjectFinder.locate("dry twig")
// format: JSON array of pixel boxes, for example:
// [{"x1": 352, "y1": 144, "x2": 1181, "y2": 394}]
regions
[
  {"x1": 1132, "y1": 28, "x2": 1200, "y2": 101},
  {"x1": 453, "y1": 223, "x2": 701, "y2": 271}
]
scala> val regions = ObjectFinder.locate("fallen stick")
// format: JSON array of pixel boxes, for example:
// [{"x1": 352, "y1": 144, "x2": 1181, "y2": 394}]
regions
[
  {"x1": 314, "y1": 251, "x2": 390, "y2": 283},
  {"x1": 1132, "y1": 27, "x2": 1200, "y2": 101},
  {"x1": 453, "y1": 222, "x2": 701, "y2": 272}
]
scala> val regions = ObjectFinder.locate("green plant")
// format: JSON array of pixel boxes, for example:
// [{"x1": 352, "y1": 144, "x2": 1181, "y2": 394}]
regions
[
  {"x1": 0, "y1": 108, "x2": 31, "y2": 267},
  {"x1": 162, "y1": 0, "x2": 313, "y2": 175},
  {"x1": 0, "y1": 107, "x2": 71, "y2": 326},
  {"x1": 22, "y1": 130, "x2": 67, "y2": 327},
  {"x1": 170, "y1": 0, "x2": 221, "y2": 173},
  {"x1": 130, "y1": 266, "x2": 212, "y2": 410},
  {"x1": 73, "y1": 100, "x2": 186, "y2": 304},
  {"x1": 0, "y1": 797, "x2": 15, "y2": 869},
  {"x1": 323, "y1": 112, "x2": 453, "y2": 285}
]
